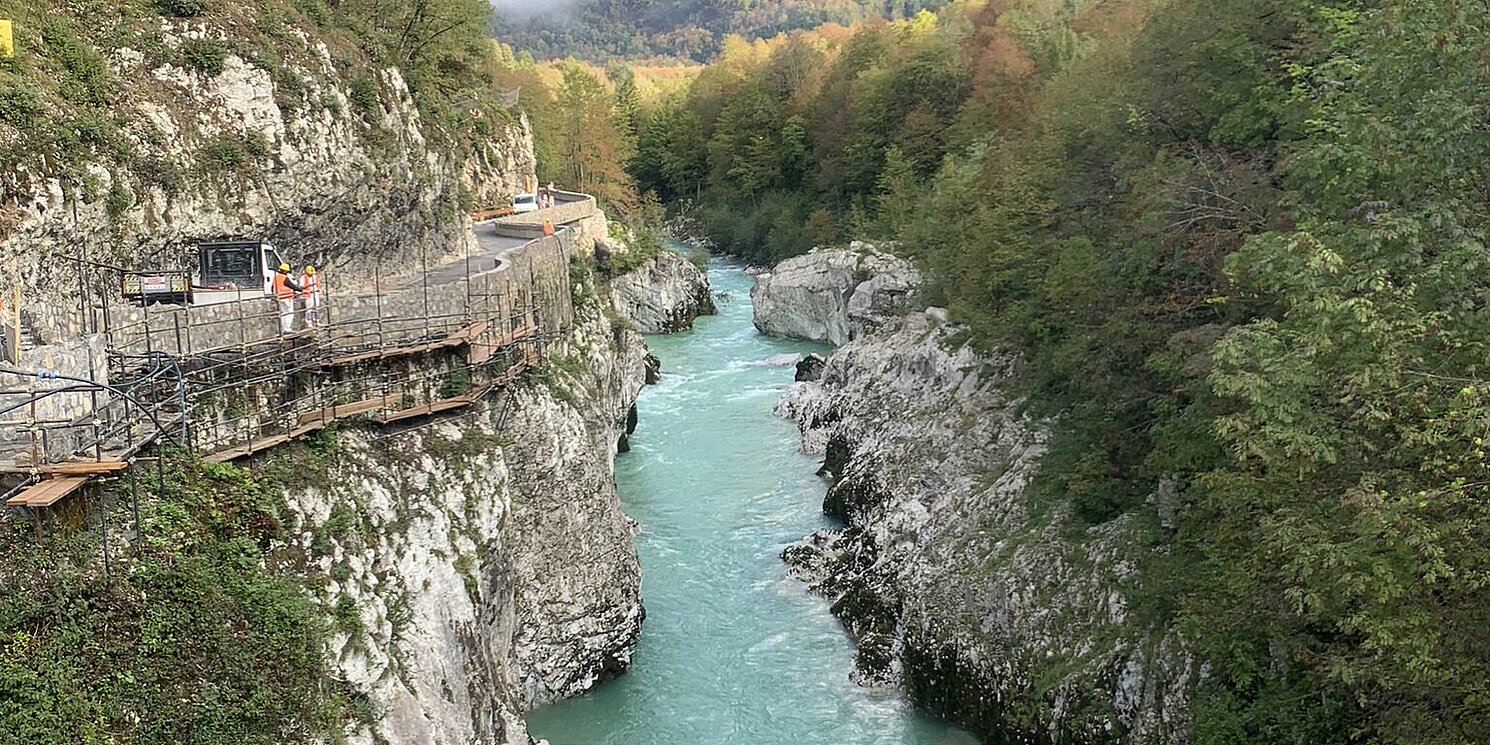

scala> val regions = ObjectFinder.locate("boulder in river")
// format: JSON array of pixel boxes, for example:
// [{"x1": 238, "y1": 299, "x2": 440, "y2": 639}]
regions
[{"x1": 751, "y1": 242, "x2": 919, "y2": 346}]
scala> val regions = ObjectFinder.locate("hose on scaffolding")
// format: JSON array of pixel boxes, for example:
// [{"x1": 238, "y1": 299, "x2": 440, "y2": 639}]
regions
[{"x1": 0, "y1": 366, "x2": 180, "y2": 452}]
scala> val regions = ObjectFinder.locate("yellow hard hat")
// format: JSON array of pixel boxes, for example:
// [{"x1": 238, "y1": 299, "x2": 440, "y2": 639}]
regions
[
  {"x1": 278, "y1": 263, "x2": 291, "y2": 272},
  {"x1": 305, "y1": 265, "x2": 317, "y2": 275}
]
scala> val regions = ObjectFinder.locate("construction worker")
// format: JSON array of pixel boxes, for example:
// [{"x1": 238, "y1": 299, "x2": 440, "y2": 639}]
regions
[
  {"x1": 272, "y1": 263, "x2": 300, "y2": 333},
  {"x1": 300, "y1": 264, "x2": 321, "y2": 328},
  {"x1": 542, "y1": 219, "x2": 555, "y2": 237}
]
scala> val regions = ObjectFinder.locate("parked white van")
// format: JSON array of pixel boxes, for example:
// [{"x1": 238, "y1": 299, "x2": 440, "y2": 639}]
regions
[{"x1": 512, "y1": 193, "x2": 539, "y2": 213}]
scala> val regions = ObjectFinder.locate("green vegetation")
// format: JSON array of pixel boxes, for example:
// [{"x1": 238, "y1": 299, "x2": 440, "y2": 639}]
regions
[
  {"x1": 0, "y1": 454, "x2": 357, "y2": 743},
  {"x1": 635, "y1": 0, "x2": 1490, "y2": 742},
  {"x1": 200, "y1": 136, "x2": 248, "y2": 171},
  {"x1": 0, "y1": 0, "x2": 513, "y2": 196},
  {"x1": 594, "y1": 223, "x2": 664, "y2": 279},
  {"x1": 155, "y1": 0, "x2": 208, "y2": 17},
  {"x1": 346, "y1": 75, "x2": 381, "y2": 120},
  {"x1": 491, "y1": 0, "x2": 951, "y2": 62},
  {"x1": 180, "y1": 38, "x2": 227, "y2": 75}
]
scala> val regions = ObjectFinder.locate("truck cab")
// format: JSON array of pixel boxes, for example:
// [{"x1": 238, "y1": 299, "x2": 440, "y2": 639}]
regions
[
  {"x1": 121, "y1": 240, "x2": 289, "y2": 306},
  {"x1": 511, "y1": 193, "x2": 539, "y2": 213},
  {"x1": 198, "y1": 241, "x2": 285, "y2": 291}
]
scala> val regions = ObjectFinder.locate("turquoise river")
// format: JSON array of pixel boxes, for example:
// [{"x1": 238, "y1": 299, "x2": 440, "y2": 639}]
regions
[{"x1": 528, "y1": 260, "x2": 975, "y2": 744}]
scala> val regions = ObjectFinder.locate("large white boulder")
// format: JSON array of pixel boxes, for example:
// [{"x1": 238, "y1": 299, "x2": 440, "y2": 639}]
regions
[{"x1": 750, "y1": 242, "x2": 919, "y2": 346}]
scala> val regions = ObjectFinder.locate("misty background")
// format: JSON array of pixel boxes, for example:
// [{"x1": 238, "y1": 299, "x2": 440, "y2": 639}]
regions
[{"x1": 489, "y1": 0, "x2": 584, "y2": 20}]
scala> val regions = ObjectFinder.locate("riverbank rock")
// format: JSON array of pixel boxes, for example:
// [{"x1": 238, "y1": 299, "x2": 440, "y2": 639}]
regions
[
  {"x1": 751, "y1": 242, "x2": 919, "y2": 346},
  {"x1": 776, "y1": 310, "x2": 1195, "y2": 744},
  {"x1": 795, "y1": 353, "x2": 827, "y2": 382},
  {"x1": 611, "y1": 250, "x2": 717, "y2": 333}
]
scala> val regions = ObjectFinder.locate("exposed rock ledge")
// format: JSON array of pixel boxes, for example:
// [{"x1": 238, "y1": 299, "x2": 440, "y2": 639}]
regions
[
  {"x1": 751, "y1": 243, "x2": 919, "y2": 345},
  {"x1": 776, "y1": 310, "x2": 1195, "y2": 744},
  {"x1": 609, "y1": 249, "x2": 716, "y2": 333}
]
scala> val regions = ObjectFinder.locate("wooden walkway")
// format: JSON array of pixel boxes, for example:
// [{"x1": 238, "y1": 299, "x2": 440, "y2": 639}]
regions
[{"x1": 6, "y1": 317, "x2": 545, "y2": 502}]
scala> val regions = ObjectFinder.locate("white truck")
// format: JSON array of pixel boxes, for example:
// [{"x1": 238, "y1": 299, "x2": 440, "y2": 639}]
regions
[{"x1": 123, "y1": 240, "x2": 290, "y2": 307}]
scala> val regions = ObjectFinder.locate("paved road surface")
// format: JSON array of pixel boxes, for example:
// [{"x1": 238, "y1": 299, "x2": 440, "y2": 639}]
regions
[
  {"x1": 411, "y1": 227, "x2": 533, "y2": 289},
  {"x1": 408, "y1": 194, "x2": 586, "y2": 289}
]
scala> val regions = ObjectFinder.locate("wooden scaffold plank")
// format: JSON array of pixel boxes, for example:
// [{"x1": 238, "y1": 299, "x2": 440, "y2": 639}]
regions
[
  {"x1": 0, "y1": 460, "x2": 129, "y2": 476},
  {"x1": 6, "y1": 476, "x2": 90, "y2": 508}
]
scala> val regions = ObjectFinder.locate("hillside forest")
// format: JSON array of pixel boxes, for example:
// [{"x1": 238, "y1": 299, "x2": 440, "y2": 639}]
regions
[{"x1": 613, "y1": 0, "x2": 1490, "y2": 743}]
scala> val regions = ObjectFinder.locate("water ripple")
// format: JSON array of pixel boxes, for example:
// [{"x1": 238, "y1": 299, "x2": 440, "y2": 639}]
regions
[{"x1": 528, "y1": 257, "x2": 975, "y2": 745}]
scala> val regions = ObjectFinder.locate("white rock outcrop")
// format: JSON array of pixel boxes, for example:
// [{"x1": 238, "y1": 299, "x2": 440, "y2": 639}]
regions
[
  {"x1": 276, "y1": 304, "x2": 647, "y2": 745},
  {"x1": 750, "y1": 243, "x2": 919, "y2": 346},
  {"x1": 609, "y1": 249, "x2": 716, "y2": 333},
  {"x1": 777, "y1": 310, "x2": 1195, "y2": 744}
]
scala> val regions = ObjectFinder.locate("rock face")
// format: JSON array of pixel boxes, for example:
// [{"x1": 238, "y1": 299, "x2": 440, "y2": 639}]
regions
[
  {"x1": 794, "y1": 353, "x2": 826, "y2": 382},
  {"x1": 507, "y1": 304, "x2": 650, "y2": 706},
  {"x1": 275, "y1": 304, "x2": 645, "y2": 745},
  {"x1": 609, "y1": 249, "x2": 716, "y2": 333},
  {"x1": 777, "y1": 310, "x2": 1194, "y2": 744},
  {"x1": 2, "y1": 32, "x2": 533, "y2": 343},
  {"x1": 751, "y1": 243, "x2": 919, "y2": 346}
]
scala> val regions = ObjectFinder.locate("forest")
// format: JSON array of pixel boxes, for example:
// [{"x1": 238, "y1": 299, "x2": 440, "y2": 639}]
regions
[
  {"x1": 613, "y1": 0, "x2": 1490, "y2": 742},
  {"x1": 489, "y1": 0, "x2": 950, "y2": 61}
]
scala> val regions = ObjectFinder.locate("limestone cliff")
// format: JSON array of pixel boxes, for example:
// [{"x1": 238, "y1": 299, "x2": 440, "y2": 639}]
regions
[
  {"x1": 276, "y1": 301, "x2": 645, "y2": 745},
  {"x1": 776, "y1": 310, "x2": 1194, "y2": 743},
  {"x1": 0, "y1": 12, "x2": 533, "y2": 343},
  {"x1": 750, "y1": 243, "x2": 918, "y2": 346},
  {"x1": 609, "y1": 249, "x2": 716, "y2": 333}
]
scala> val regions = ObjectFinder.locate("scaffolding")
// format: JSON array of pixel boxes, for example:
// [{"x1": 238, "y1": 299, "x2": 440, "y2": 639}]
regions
[{"x1": 0, "y1": 221, "x2": 579, "y2": 510}]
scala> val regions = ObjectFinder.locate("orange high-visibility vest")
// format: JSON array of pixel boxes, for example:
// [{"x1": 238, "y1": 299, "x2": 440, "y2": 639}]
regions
[
  {"x1": 272, "y1": 272, "x2": 295, "y2": 299},
  {"x1": 300, "y1": 274, "x2": 319, "y2": 298},
  {"x1": 542, "y1": 220, "x2": 555, "y2": 236}
]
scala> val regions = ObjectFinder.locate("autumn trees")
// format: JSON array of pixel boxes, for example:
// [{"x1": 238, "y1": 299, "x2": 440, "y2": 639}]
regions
[{"x1": 632, "y1": 0, "x2": 1490, "y2": 741}]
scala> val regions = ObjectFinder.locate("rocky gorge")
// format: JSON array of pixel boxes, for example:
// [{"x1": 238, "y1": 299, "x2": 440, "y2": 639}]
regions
[
  {"x1": 760, "y1": 248, "x2": 1195, "y2": 743},
  {"x1": 0, "y1": 6, "x2": 723, "y2": 742}
]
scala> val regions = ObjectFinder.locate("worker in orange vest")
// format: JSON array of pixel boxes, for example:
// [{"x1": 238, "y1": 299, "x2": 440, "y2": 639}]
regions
[
  {"x1": 300, "y1": 265, "x2": 321, "y2": 328},
  {"x1": 542, "y1": 220, "x2": 555, "y2": 237},
  {"x1": 271, "y1": 263, "x2": 301, "y2": 333}
]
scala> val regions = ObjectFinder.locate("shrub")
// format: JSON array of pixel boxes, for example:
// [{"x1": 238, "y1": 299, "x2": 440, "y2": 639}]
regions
[
  {"x1": 42, "y1": 18, "x2": 115, "y2": 106},
  {"x1": 0, "y1": 77, "x2": 43, "y2": 130},
  {"x1": 200, "y1": 137, "x2": 246, "y2": 171},
  {"x1": 274, "y1": 69, "x2": 306, "y2": 114},
  {"x1": 181, "y1": 38, "x2": 228, "y2": 77},
  {"x1": 154, "y1": 0, "x2": 209, "y2": 17},
  {"x1": 134, "y1": 156, "x2": 185, "y2": 195},
  {"x1": 105, "y1": 181, "x2": 134, "y2": 219},
  {"x1": 347, "y1": 76, "x2": 380, "y2": 118},
  {"x1": 244, "y1": 130, "x2": 270, "y2": 158}
]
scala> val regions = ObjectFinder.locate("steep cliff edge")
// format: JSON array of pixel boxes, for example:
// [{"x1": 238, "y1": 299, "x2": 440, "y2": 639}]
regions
[
  {"x1": 279, "y1": 300, "x2": 646, "y2": 744},
  {"x1": 775, "y1": 309, "x2": 1194, "y2": 743}
]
